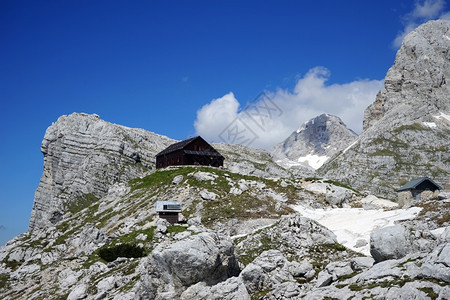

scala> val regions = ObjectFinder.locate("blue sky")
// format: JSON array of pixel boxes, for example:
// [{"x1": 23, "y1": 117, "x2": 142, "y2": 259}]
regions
[{"x1": 1, "y1": 0, "x2": 449, "y2": 246}]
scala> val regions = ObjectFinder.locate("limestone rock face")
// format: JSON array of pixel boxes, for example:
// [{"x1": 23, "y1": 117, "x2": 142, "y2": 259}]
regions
[
  {"x1": 28, "y1": 113, "x2": 174, "y2": 232},
  {"x1": 370, "y1": 225, "x2": 412, "y2": 262},
  {"x1": 213, "y1": 143, "x2": 291, "y2": 178},
  {"x1": 271, "y1": 114, "x2": 357, "y2": 171},
  {"x1": 319, "y1": 20, "x2": 450, "y2": 199},
  {"x1": 240, "y1": 250, "x2": 294, "y2": 294},
  {"x1": 137, "y1": 231, "x2": 240, "y2": 298},
  {"x1": 370, "y1": 224, "x2": 440, "y2": 262}
]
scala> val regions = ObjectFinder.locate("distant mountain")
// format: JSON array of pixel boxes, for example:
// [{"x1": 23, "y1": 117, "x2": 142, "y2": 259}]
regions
[
  {"x1": 271, "y1": 114, "x2": 358, "y2": 171},
  {"x1": 319, "y1": 20, "x2": 450, "y2": 199}
]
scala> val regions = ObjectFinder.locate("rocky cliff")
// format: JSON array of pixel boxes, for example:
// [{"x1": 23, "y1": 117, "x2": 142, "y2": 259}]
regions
[
  {"x1": 271, "y1": 114, "x2": 357, "y2": 171},
  {"x1": 319, "y1": 20, "x2": 450, "y2": 199},
  {"x1": 29, "y1": 113, "x2": 174, "y2": 232}
]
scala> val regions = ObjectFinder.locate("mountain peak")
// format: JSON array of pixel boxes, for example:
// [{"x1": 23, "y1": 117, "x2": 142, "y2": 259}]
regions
[{"x1": 272, "y1": 114, "x2": 357, "y2": 170}]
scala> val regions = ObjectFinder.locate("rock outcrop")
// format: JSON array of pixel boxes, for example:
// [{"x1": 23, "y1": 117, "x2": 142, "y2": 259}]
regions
[
  {"x1": 29, "y1": 113, "x2": 174, "y2": 232},
  {"x1": 271, "y1": 114, "x2": 357, "y2": 171},
  {"x1": 137, "y1": 231, "x2": 240, "y2": 298},
  {"x1": 319, "y1": 20, "x2": 450, "y2": 199},
  {"x1": 213, "y1": 143, "x2": 291, "y2": 178}
]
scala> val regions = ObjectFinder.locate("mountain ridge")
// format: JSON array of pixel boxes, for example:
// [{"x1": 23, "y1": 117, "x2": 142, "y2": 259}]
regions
[{"x1": 319, "y1": 20, "x2": 450, "y2": 199}]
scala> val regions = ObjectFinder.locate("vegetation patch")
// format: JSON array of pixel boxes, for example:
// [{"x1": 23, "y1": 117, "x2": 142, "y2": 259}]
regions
[
  {"x1": 234, "y1": 224, "x2": 281, "y2": 266},
  {"x1": 0, "y1": 273, "x2": 9, "y2": 289},
  {"x1": 305, "y1": 177, "x2": 322, "y2": 182},
  {"x1": 129, "y1": 166, "x2": 224, "y2": 192},
  {"x1": 85, "y1": 227, "x2": 155, "y2": 267},
  {"x1": 167, "y1": 225, "x2": 187, "y2": 235},
  {"x1": 114, "y1": 227, "x2": 156, "y2": 245},
  {"x1": 251, "y1": 289, "x2": 272, "y2": 300},
  {"x1": 66, "y1": 193, "x2": 99, "y2": 215},
  {"x1": 324, "y1": 180, "x2": 359, "y2": 194},
  {"x1": 201, "y1": 192, "x2": 292, "y2": 227},
  {"x1": 347, "y1": 275, "x2": 432, "y2": 291},
  {"x1": 310, "y1": 243, "x2": 347, "y2": 253},
  {"x1": 437, "y1": 213, "x2": 450, "y2": 226},
  {"x1": 1, "y1": 259, "x2": 24, "y2": 271},
  {"x1": 397, "y1": 257, "x2": 417, "y2": 268},
  {"x1": 393, "y1": 123, "x2": 430, "y2": 133},
  {"x1": 368, "y1": 149, "x2": 399, "y2": 158},
  {"x1": 416, "y1": 200, "x2": 450, "y2": 226},
  {"x1": 98, "y1": 243, "x2": 146, "y2": 262},
  {"x1": 417, "y1": 287, "x2": 438, "y2": 300}
]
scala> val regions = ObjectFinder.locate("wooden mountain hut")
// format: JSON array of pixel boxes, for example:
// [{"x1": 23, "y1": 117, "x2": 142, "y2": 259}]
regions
[{"x1": 155, "y1": 136, "x2": 224, "y2": 169}]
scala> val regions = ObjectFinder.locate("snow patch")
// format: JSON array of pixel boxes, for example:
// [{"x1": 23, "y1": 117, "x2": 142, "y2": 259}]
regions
[
  {"x1": 291, "y1": 205, "x2": 422, "y2": 256},
  {"x1": 297, "y1": 154, "x2": 329, "y2": 169},
  {"x1": 434, "y1": 112, "x2": 450, "y2": 123},
  {"x1": 423, "y1": 122, "x2": 437, "y2": 128}
]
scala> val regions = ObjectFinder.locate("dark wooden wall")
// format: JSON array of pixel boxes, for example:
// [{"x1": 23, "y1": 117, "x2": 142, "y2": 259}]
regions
[
  {"x1": 156, "y1": 138, "x2": 223, "y2": 169},
  {"x1": 159, "y1": 212, "x2": 179, "y2": 224}
]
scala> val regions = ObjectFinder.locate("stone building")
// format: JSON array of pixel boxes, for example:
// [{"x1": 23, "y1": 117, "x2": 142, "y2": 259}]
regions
[{"x1": 397, "y1": 177, "x2": 442, "y2": 207}]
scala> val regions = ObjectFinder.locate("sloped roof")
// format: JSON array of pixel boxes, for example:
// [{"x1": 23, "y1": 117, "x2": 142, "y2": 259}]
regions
[
  {"x1": 156, "y1": 136, "x2": 223, "y2": 157},
  {"x1": 156, "y1": 136, "x2": 200, "y2": 156},
  {"x1": 397, "y1": 177, "x2": 442, "y2": 192}
]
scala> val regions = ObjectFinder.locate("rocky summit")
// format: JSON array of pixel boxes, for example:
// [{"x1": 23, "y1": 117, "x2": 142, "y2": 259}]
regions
[
  {"x1": 271, "y1": 114, "x2": 357, "y2": 172},
  {"x1": 28, "y1": 113, "x2": 174, "y2": 233},
  {"x1": 1, "y1": 20, "x2": 449, "y2": 300},
  {"x1": 319, "y1": 20, "x2": 450, "y2": 199}
]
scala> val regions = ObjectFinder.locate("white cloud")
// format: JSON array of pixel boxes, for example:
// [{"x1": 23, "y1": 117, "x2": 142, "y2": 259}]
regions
[
  {"x1": 194, "y1": 67, "x2": 383, "y2": 150},
  {"x1": 394, "y1": 0, "x2": 449, "y2": 48},
  {"x1": 194, "y1": 92, "x2": 240, "y2": 140}
]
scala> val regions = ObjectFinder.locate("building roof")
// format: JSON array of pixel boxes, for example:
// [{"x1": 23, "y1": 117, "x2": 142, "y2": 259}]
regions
[
  {"x1": 156, "y1": 136, "x2": 223, "y2": 158},
  {"x1": 156, "y1": 136, "x2": 199, "y2": 156},
  {"x1": 397, "y1": 177, "x2": 442, "y2": 192},
  {"x1": 155, "y1": 201, "x2": 182, "y2": 213}
]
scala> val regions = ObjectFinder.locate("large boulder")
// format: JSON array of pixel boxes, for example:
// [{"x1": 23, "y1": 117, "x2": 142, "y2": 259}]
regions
[
  {"x1": 137, "y1": 231, "x2": 240, "y2": 298},
  {"x1": 325, "y1": 186, "x2": 353, "y2": 206},
  {"x1": 370, "y1": 225, "x2": 412, "y2": 262},
  {"x1": 370, "y1": 224, "x2": 441, "y2": 263}
]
